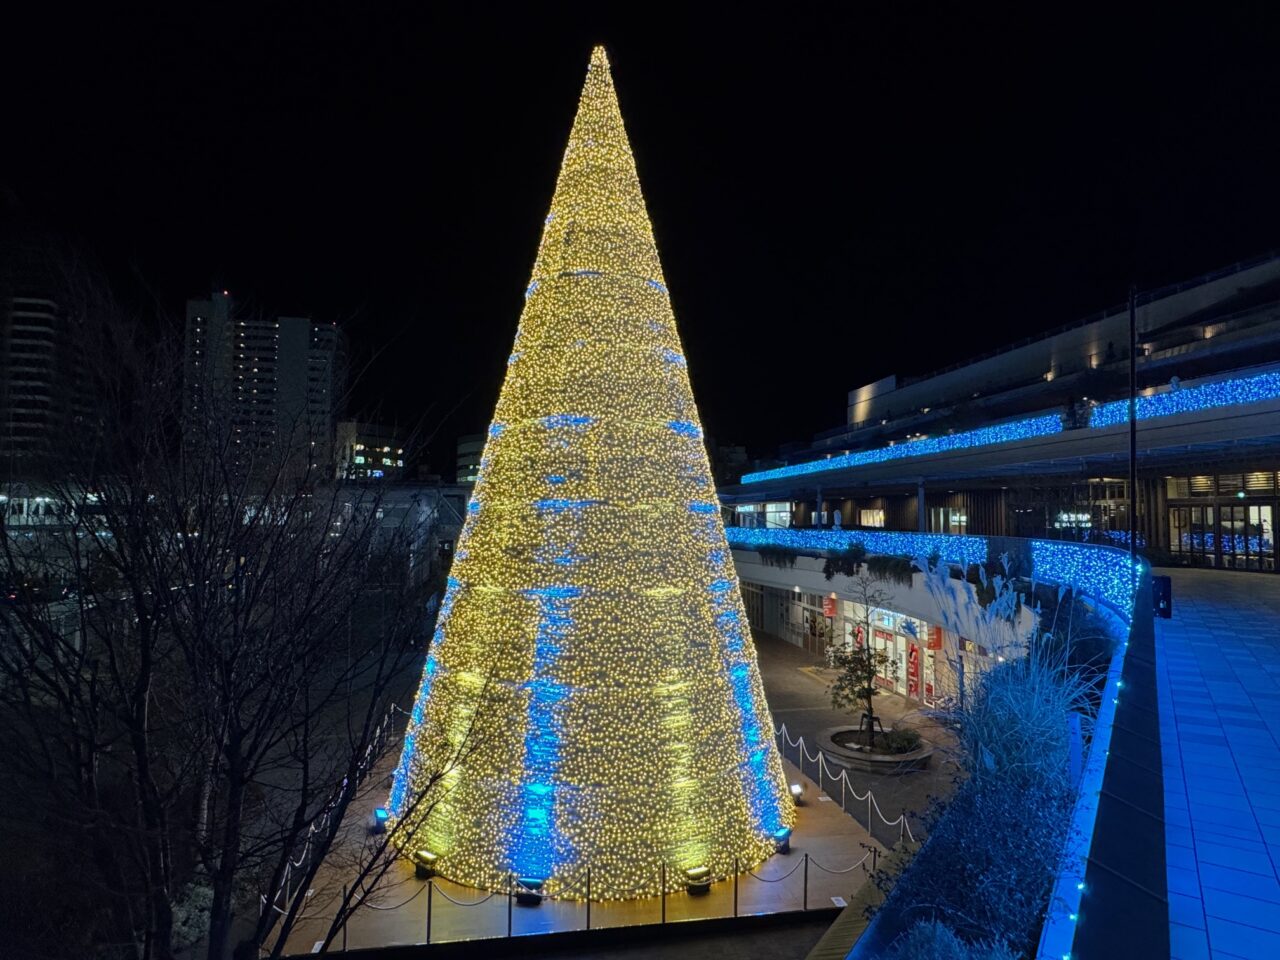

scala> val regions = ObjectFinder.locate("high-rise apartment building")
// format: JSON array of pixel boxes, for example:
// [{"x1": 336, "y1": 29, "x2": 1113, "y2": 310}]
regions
[
  {"x1": 184, "y1": 290, "x2": 346, "y2": 472},
  {"x1": 0, "y1": 225, "x2": 94, "y2": 479}
]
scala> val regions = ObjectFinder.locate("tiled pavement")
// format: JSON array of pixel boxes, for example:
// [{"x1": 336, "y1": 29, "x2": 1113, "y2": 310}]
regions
[{"x1": 1157, "y1": 569, "x2": 1280, "y2": 959}]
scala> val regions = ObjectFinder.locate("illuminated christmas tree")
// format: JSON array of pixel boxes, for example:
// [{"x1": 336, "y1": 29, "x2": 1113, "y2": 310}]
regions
[{"x1": 388, "y1": 46, "x2": 793, "y2": 898}]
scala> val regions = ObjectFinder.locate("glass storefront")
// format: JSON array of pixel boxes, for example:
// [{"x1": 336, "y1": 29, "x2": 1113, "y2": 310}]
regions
[
  {"x1": 740, "y1": 583, "x2": 940, "y2": 705},
  {"x1": 1167, "y1": 472, "x2": 1277, "y2": 571}
]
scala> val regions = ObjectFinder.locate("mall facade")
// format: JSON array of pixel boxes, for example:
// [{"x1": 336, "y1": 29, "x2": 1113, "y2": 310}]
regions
[
  {"x1": 722, "y1": 252, "x2": 1280, "y2": 572},
  {"x1": 721, "y1": 253, "x2": 1280, "y2": 702}
]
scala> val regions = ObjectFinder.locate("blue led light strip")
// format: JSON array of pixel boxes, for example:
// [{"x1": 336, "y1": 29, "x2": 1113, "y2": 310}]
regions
[
  {"x1": 507, "y1": 584, "x2": 582, "y2": 879},
  {"x1": 1089, "y1": 369, "x2": 1280, "y2": 427},
  {"x1": 1028, "y1": 539, "x2": 1139, "y2": 615},
  {"x1": 724, "y1": 526, "x2": 990, "y2": 570},
  {"x1": 724, "y1": 527, "x2": 1140, "y2": 617},
  {"x1": 741, "y1": 369, "x2": 1280, "y2": 485},
  {"x1": 388, "y1": 577, "x2": 463, "y2": 816},
  {"x1": 741, "y1": 415, "x2": 1063, "y2": 484},
  {"x1": 703, "y1": 526, "x2": 784, "y2": 834}
]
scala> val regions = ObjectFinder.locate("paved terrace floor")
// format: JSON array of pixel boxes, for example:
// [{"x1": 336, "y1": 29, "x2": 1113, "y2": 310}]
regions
[
  {"x1": 1159, "y1": 569, "x2": 1280, "y2": 959},
  {"x1": 282, "y1": 759, "x2": 875, "y2": 955}
]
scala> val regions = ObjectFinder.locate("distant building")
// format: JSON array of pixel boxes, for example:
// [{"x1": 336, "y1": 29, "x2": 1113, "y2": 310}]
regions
[
  {"x1": 183, "y1": 290, "x2": 347, "y2": 472},
  {"x1": 455, "y1": 433, "x2": 484, "y2": 484},
  {"x1": 0, "y1": 227, "x2": 95, "y2": 479},
  {"x1": 336, "y1": 420, "x2": 406, "y2": 480}
]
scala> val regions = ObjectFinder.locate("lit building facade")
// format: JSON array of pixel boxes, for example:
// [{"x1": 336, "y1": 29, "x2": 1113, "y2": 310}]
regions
[
  {"x1": 454, "y1": 432, "x2": 484, "y2": 484},
  {"x1": 336, "y1": 420, "x2": 406, "y2": 480},
  {"x1": 722, "y1": 253, "x2": 1280, "y2": 574},
  {"x1": 183, "y1": 290, "x2": 347, "y2": 472}
]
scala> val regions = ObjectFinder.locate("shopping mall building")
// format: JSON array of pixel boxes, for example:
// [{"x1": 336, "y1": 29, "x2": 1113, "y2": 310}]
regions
[{"x1": 720, "y1": 252, "x2": 1280, "y2": 700}]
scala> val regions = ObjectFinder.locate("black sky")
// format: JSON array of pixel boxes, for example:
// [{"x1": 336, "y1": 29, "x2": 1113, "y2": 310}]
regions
[{"x1": 5, "y1": 5, "x2": 1280, "y2": 472}]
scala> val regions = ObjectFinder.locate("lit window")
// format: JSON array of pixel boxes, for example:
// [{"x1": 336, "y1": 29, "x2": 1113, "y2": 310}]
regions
[
  {"x1": 859, "y1": 508, "x2": 885, "y2": 528},
  {"x1": 765, "y1": 502, "x2": 791, "y2": 528},
  {"x1": 354, "y1": 455, "x2": 365, "y2": 464}
]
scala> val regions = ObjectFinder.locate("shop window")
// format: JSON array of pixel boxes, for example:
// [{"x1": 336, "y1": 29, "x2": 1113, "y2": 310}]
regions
[
  {"x1": 1165, "y1": 476, "x2": 1189, "y2": 499},
  {"x1": 1219, "y1": 474, "x2": 1244, "y2": 498},
  {"x1": 765, "y1": 502, "x2": 791, "y2": 528},
  {"x1": 930, "y1": 507, "x2": 968, "y2": 534},
  {"x1": 859, "y1": 508, "x2": 885, "y2": 528},
  {"x1": 1245, "y1": 471, "x2": 1276, "y2": 493},
  {"x1": 1189, "y1": 475, "x2": 1214, "y2": 496}
]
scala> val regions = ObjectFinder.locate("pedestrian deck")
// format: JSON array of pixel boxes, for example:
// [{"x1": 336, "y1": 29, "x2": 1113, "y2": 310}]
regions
[
  {"x1": 1157, "y1": 569, "x2": 1280, "y2": 959},
  {"x1": 282, "y1": 759, "x2": 879, "y2": 955}
]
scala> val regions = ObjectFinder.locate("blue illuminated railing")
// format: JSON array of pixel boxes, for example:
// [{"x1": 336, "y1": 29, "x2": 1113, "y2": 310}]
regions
[
  {"x1": 1088, "y1": 369, "x2": 1280, "y2": 427},
  {"x1": 723, "y1": 527, "x2": 1139, "y2": 617},
  {"x1": 791, "y1": 529, "x2": 1148, "y2": 960},
  {"x1": 741, "y1": 415, "x2": 1064, "y2": 484},
  {"x1": 725, "y1": 526, "x2": 989, "y2": 571},
  {"x1": 742, "y1": 368, "x2": 1280, "y2": 485}
]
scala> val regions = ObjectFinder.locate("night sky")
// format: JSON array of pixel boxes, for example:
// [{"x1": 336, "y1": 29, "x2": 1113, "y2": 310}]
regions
[{"x1": 5, "y1": 6, "x2": 1280, "y2": 472}]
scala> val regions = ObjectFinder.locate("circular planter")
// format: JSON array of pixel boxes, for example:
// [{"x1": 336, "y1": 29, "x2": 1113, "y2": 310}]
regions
[{"x1": 816, "y1": 725, "x2": 934, "y2": 775}]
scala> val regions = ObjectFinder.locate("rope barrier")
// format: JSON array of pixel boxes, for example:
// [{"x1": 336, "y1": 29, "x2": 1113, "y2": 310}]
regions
[
  {"x1": 544, "y1": 866, "x2": 593, "y2": 898},
  {"x1": 353, "y1": 881, "x2": 429, "y2": 911},
  {"x1": 746, "y1": 859, "x2": 806, "y2": 883},
  {"x1": 260, "y1": 701, "x2": 404, "y2": 913},
  {"x1": 431, "y1": 886, "x2": 500, "y2": 908},
  {"x1": 773, "y1": 722, "x2": 916, "y2": 844},
  {"x1": 809, "y1": 851, "x2": 872, "y2": 875}
]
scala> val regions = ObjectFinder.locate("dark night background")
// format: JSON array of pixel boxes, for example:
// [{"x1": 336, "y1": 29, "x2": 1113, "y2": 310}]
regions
[{"x1": 4, "y1": 4, "x2": 1280, "y2": 473}]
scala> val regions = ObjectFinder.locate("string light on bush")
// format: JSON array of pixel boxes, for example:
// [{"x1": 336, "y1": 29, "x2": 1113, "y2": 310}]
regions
[{"x1": 387, "y1": 46, "x2": 792, "y2": 899}]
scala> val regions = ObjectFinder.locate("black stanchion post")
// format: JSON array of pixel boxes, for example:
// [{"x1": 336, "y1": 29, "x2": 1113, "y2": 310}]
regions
[
  {"x1": 661, "y1": 864, "x2": 666, "y2": 924},
  {"x1": 507, "y1": 872, "x2": 513, "y2": 937},
  {"x1": 733, "y1": 857, "x2": 739, "y2": 918},
  {"x1": 803, "y1": 853, "x2": 809, "y2": 910},
  {"x1": 342, "y1": 885, "x2": 348, "y2": 951},
  {"x1": 900, "y1": 810, "x2": 906, "y2": 843},
  {"x1": 586, "y1": 867, "x2": 592, "y2": 931},
  {"x1": 426, "y1": 879, "x2": 433, "y2": 944},
  {"x1": 872, "y1": 847, "x2": 879, "y2": 873}
]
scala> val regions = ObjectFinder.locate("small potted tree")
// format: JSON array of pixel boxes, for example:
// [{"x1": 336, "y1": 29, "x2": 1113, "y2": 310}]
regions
[{"x1": 829, "y1": 570, "x2": 897, "y2": 747}]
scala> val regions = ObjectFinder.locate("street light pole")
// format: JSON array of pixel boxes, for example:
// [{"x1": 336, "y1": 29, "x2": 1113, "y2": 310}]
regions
[{"x1": 1128, "y1": 285, "x2": 1138, "y2": 566}]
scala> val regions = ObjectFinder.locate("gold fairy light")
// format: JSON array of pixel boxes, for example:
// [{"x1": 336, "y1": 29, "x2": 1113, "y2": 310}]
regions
[{"x1": 387, "y1": 45, "x2": 793, "y2": 899}]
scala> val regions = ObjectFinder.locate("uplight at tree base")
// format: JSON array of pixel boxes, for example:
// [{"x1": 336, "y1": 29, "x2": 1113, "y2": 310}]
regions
[{"x1": 386, "y1": 45, "x2": 793, "y2": 899}]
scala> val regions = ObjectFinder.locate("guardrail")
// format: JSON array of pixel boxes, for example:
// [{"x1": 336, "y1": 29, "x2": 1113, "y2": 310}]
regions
[
  {"x1": 726, "y1": 529, "x2": 1164, "y2": 960},
  {"x1": 774, "y1": 723, "x2": 915, "y2": 849}
]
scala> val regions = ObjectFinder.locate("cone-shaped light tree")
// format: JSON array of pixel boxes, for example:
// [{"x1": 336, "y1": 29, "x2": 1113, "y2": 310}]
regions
[{"x1": 388, "y1": 46, "x2": 793, "y2": 898}]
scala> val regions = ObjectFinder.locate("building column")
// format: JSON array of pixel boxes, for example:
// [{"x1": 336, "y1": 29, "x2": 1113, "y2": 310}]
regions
[{"x1": 917, "y1": 479, "x2": 927, "y2": 532}]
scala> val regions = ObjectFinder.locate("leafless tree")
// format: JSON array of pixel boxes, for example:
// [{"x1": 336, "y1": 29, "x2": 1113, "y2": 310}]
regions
[{"x1": 0, "y1": 265, "x2": 459, "y2": 960}]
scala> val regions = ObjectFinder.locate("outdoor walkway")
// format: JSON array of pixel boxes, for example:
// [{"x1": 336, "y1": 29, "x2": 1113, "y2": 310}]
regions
[
  {"x1": 282, "y1": 759, "x2": 877, "y2": 955},
  {"x1": 1158, "y1": 569, "x2": 1280, "y2": 959}
]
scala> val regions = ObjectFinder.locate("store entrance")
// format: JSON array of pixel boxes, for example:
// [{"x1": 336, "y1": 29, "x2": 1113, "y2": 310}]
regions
[{"x1": 1218, "y1": 504, "x2": 1275, "y2": 571}]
